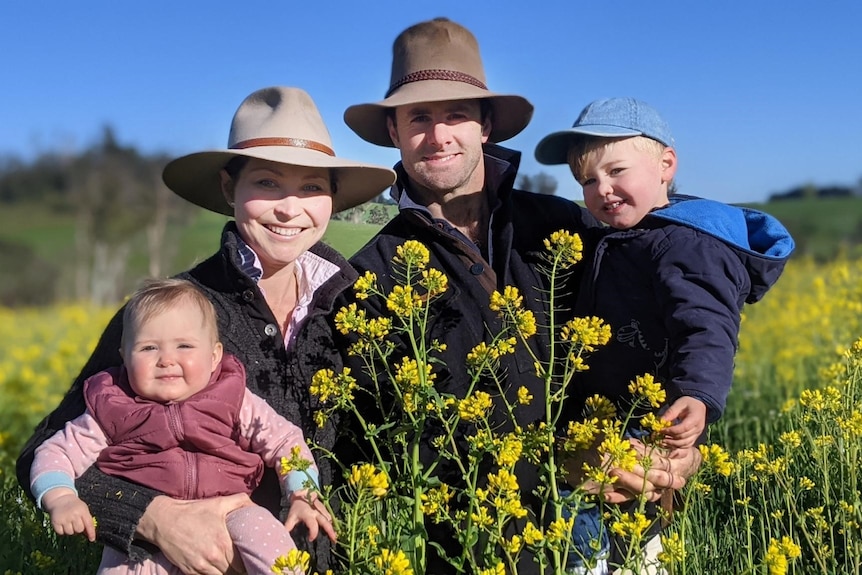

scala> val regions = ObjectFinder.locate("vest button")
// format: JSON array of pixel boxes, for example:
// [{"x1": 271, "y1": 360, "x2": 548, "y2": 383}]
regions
[
  {"x1": 470, "y1": 263, "x2": 484, "y2": 275},
  {"x1": 264, "y1": 323, "x2": 278, "y2": 337},
  {"x1": 242, "y1": 289, "x2": 255, "y2": 302}
]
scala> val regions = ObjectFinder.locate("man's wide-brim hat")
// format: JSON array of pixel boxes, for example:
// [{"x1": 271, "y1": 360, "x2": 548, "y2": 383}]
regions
[
  {"x1": 163, "y1": 86, "x2": 396, "y2": 216},
  {"x1": 344, "y1": 17, "x2": 534, "y2": 147}
]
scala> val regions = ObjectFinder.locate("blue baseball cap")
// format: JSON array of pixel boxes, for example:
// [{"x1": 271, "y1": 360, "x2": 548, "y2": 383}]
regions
[{"x1": 535, "y1": 97, "x2": 674, "y2": 165}]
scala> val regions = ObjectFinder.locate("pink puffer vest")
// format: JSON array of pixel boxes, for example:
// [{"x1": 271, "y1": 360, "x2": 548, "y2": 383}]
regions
[{"x1": 84, "y1": 354, "x2": 264, "y2": 500}]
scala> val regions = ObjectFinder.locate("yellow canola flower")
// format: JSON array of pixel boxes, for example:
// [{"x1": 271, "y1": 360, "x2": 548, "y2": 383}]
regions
[
  {"x1": 699, "y1": 444, "x2": 735, "y2": 477},
  {"x1": 334, "y1": 303, "x2": 367, "y2": 335},
  {"x1": 495, "y1": 434, "x2": 524, "y2": 467},
  {"x1": 522, "y1": 521, "x2": 544, "y2": 546},
  {"x1": 386, "y1": 285, "x2": 422, "y2": 317},
  {"x1": 459, "y1": 391, "x2": 493, "y2": 422},
  {"x1": 487, "y1": 468, "x2": 520, "y2": 494},
  {"x1": 478, "y1": 562, "x2": 506, "y2": 575},
  {"x1": 420, "y1": 268, "x2": 448, "y2": 297},
  {"x1": 394, "y1": 240, "x2": 430, "y2": 269},
  {"x1": 560, "y1": 316, "x2": 612, "y2": 351},
  {"x1": 658, "y1": 531, "x2": 686, "y2": 565},
  {"x1": 598, "y1": 434, "x2": 638, "y2": 472},
  {"x1": 421, "y1": 483, "x2": 454, "y2": 517},
  {"x1": 514, "y1": 309, "x2": 537, "y2": 338},
  {"x1": 374, "y1": 548, "x2": 414, "y2": 575},
  {"x1": 543, "y1": 229, "x2": 584, "y2": 267},
  {"x1": 490, "y1": 285, "x2": 524, "y2": 312},
  {"x1": 610, "y1": 512, "x2": 651, "y2": 539},
  {"x1": 279, "y1": 445, "x2": 312, "y2": 476},
  {"x1": 517, "y1": 386, "x2": 533, "y2": 405},
  {"x1": 271, "y1": 549, "x2": 311, "y2": 574},
  {"x1": 353, "y1": 271, "x2": 377, "y2": 299},
  {"x1": 627, "y1": 373, "x2": 666, "y2": 408},
  {"x1": 348, "y1": 464, "x2": 389, "y2": 498}
]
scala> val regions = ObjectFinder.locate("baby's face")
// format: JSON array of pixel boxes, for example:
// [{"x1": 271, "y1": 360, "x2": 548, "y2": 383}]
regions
[
  {"x1": 123, "y1": 304, "x2": 222, "y2": 403},
  {"x1": 576, "y1": 137, "x2": 676, "y2": 229}
]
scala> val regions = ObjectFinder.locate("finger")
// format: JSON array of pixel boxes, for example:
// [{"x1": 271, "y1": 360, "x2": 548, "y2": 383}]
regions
[
  {"x1": 320, "y1": 517, "x2": 338, "y2": 542},
  {"x1": 305, "y1": 518, "x2": 320, "y2": 541}
]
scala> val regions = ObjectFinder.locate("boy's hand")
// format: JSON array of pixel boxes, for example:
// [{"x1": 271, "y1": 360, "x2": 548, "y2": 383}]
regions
[
  {"x1": 284, "y1": 490, "x2": 337, "y2": 543},
  {"x1": 41, "y1": 488, "x2": 96, "y2": 541},
  {"x1": 661, "y1": 396, "x2": 707, "y2": 448}
]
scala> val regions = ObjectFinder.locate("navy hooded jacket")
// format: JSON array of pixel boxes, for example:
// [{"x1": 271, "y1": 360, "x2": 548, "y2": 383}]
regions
[{"x1": 571, "y1": 195, "x2": 795, "y2": 424}]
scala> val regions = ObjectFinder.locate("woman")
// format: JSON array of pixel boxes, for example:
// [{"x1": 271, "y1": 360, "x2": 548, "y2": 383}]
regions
[{"x1": 17, "y1": 86, "x2": 396, "y2": 574}]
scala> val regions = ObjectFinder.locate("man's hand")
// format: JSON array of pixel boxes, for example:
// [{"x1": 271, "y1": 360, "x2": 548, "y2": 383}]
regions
[
  {"x1": 136, "y1": 494, "x2": 252, "y2": 575},
  {"x1": 284, "y1": 491, "x2": 337, "y2": 543},
  {"x1": 42, "y1": 488, "x2": 96, "y2": 541},
  {"x1": 603, "y1": 440, "x2": 703, "y2": 505}
]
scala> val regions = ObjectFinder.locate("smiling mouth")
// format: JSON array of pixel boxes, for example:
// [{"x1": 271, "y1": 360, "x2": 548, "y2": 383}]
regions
[
  {"x1": 423, "y1": 153, "x2": 458, "y2": 163},
  {"x1": 604, "y1": 200, "x2": 625, "y2": 211},
  {"x1": 265, "y1": 225, "x2": 302, "y2": 237}
]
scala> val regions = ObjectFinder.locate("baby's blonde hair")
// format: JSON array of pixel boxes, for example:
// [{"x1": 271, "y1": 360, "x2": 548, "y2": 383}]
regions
[
  {"x1": 121, "y1": 278, "x2": 219, "y2": 352},
  {"x1": 566, "y1": 135, "x2": 668, "y2": 183}
]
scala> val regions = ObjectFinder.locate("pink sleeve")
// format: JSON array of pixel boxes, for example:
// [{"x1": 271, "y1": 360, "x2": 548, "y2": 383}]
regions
[
  {"x1": 30, "y1": 412, "x2": 109, "y2": 506},
  {"x1": 238, "y1": 389, "x2": 317, "y2": 474}
]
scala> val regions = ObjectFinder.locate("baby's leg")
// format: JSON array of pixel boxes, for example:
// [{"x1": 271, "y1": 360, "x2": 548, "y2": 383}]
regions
[
  {"x1": 226, "y1": 505, "x2": 301, "y2": 575},
  {"x1": 98, "y1": 547, "x2": 179, "y2": 575}
]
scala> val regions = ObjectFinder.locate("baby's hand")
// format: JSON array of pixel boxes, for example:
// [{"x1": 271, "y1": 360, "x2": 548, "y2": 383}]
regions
[
  {"x1": 661, "y1": 397, "x2": 707, "y2": 449},
  {"x1": 41, "y1": 488, "x2": 96, "y2": 542},
  {"x1": 284, "y1": 490, "x2": 337, "y2": 543}
]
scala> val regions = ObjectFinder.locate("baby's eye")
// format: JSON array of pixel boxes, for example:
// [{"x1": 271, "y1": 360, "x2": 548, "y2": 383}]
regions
[
  {"x1": 138, "y1": 345, "x2": 157, "y2": 352},
  {"x1": 609, "y1": 167, "x2": 624, "y2": 176},
  {"x1": 581, "y1": 177, "x2": 596, "y2": 187}
]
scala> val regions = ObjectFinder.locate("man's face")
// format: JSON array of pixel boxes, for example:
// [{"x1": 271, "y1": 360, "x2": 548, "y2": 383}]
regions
[{"x1": 387, "y1": 99, "x2": 491, "y2": 198}]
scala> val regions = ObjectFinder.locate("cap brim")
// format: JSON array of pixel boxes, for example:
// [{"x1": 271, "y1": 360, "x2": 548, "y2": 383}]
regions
[
  {"x1": 345, "y1": 81, "x2": 533, "y2": 147},
  {"x1": 163, "y1": 148, "x2": 396, "y2": 216},
  {"x1": 534, "y1": 126, "x2": 643, "y2": 165}
]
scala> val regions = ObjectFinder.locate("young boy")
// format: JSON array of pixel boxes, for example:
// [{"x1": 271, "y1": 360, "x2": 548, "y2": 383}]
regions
[
  {"x1": 31, "y1": 278, "x2": 335, "y2": 575},
  {"x1": 535, "y1": 98, "x2": 795, "y2": 572}
]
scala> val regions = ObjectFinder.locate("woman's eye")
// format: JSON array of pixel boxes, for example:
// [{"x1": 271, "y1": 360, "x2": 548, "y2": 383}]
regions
[{"x1": 256, "y1": 178, "x2": 278, "y2": 188}]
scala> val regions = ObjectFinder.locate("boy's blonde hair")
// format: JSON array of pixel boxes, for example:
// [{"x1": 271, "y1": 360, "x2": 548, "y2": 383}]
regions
[
  {"x1": 121, "y1": 278, "x2": 219, "y2": 351},
  {"x1": 566, "y1": 135, "x2": 668, "y2": 183}
]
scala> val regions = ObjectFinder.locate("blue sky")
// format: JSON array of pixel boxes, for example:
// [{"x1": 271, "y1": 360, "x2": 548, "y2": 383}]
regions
[{"x1": 3, "y1": 1, "x2": 861, "y2": 204}]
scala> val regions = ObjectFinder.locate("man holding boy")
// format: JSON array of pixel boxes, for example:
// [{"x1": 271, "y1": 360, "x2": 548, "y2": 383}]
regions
[{"x1": 342, "y1": 17, "x2": 701, "y2": 573}]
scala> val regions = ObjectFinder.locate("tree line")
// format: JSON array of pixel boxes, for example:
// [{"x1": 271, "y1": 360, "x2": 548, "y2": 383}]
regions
[{"x1": 0, "y1": 127, "x2": 195, "y2": 306}]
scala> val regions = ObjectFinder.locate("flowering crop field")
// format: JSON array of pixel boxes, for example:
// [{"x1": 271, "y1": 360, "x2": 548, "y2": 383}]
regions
[{"x1": 1, "y1": 256, "x2": 860, "y2": 574}]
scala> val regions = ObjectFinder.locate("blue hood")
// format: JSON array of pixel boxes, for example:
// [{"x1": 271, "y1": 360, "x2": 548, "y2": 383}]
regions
[{"x1": 646, "y1": 195, "x2": 795, "y2": 303}]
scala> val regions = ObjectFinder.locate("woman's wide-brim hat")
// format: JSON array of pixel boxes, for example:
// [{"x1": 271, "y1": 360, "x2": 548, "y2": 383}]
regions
[
  {"x1": 163, "y1": 86, "x2": 396, "y2": 216},
  {"x1": 344, "y1": 18, "x2": 534, "y2": 148}
]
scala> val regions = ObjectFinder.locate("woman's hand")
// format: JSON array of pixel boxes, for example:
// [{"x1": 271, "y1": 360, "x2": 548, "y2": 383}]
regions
[
  {"x1": 136, "y1": 493, "x2": 252, "y2": 575},
  {"x1": 284, "y1": 490, "x2": 337, "y2": 543}
]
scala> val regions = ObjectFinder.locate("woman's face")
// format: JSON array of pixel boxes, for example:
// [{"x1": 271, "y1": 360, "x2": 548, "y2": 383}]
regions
[{"x1": 223, "y1": 158, "x2": 333, "y2": 275}]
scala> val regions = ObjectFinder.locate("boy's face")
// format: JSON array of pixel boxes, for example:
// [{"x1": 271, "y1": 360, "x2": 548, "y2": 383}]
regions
[
  {"x1": 576, "y1": 137, "x2": 676, "y2": 229},
  {"x1": 122, "y1": 303, "x2": 223, "y2": 403}
]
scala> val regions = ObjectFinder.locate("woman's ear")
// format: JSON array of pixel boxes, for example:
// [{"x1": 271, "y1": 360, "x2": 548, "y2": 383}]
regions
[{"x1": 219, "y1": 170, "x2": 235, "y2": 209}]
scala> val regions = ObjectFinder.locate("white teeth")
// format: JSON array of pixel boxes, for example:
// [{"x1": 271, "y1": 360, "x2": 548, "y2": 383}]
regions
[
  {"x1": 266, "y1": 225, "x2": 301, "y2": 237},
  {"x1": 606, "y1": 201, "x2": 622, "y2": 210}
]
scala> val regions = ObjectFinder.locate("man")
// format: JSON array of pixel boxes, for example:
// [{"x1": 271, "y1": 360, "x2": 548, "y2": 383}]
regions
[{"x1": 340, "y1": 17, "x2": 700, "y2": 574}]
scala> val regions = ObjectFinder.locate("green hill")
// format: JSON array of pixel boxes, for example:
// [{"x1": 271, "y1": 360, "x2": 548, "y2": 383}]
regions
[{"x1": 0, "y1": 196, "x2": 858, "y2": 306}]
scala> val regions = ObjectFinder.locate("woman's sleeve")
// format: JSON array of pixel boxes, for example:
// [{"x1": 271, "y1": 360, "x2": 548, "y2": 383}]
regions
[{"x1": 15, "y1": 306, "x2": 164, "y2": 561}]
